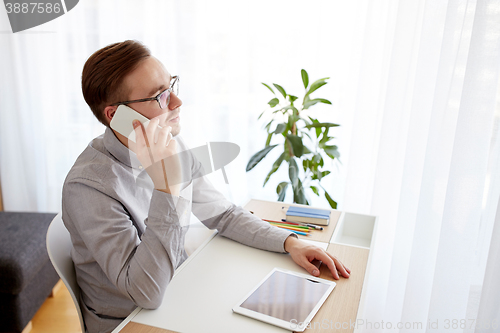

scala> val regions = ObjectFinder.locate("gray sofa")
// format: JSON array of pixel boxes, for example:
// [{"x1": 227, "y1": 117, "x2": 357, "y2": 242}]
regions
[{"x1": 0, "y1": 212, "x2": 60, "y2": 332}]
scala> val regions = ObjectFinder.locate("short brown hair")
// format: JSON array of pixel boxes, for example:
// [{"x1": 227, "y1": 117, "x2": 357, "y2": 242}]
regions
[{"x1": 82, "y1": 40, "x2": 151, "y2": 126}]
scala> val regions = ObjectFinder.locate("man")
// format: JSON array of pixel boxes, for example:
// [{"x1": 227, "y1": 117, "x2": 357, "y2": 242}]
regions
[{"x1": 62, "y1": 40, "x2": 350, "y2": 333}]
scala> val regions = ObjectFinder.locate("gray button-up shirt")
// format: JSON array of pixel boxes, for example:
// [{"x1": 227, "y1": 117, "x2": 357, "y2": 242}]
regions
[{"x1": 62, "y1": 128, "x2": 293, "y2": 333}]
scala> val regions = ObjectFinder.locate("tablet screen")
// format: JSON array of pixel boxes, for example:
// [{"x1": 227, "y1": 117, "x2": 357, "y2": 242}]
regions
[{"x1": 239, "y1": 270, "x2": 332, "y2": 322}]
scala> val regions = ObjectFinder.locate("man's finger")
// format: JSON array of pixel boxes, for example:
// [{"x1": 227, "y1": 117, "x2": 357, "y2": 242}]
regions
[
  {"x1": 300, "y1": 258, "x2": 321, "y2": 277},
  {"x1": 166, "y1": 132, "x2": 173, "y2": 146},
  {"x1": 315, "y1": 251, "x2": 340, "y2": 280},
  {"x1": 133, "y1": 120, "x2": 154, "y2": 167},
  {"x1": 157, "y1": 125, "x2": 172, "y2": 147},
  {"x1": 168, "y1": 138, "x2": 176, "y2": 149},
  {"x1": 329, "y1": 253, "x2": 350, "y2": 278},
  {"x1": 146, "y1": 118, "x2": 160, "y2": 144},
  {"x1": 133, "y1": 120, "x2": 145, "y2": 149}
]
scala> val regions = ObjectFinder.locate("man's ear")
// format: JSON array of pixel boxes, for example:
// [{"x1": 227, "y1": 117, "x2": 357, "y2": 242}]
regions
[{"x1": 104, "y1": 105, "x2": 118, "y2": 124}]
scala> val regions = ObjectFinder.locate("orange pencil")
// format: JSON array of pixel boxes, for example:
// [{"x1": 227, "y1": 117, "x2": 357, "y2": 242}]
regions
[{"x1": 262, "y1": 218, "x2": 303, "y2": 226}]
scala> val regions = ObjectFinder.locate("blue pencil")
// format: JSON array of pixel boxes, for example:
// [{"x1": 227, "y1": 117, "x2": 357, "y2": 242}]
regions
[{"x1": 290, "y1": 230, "x2": 308, "y2": 236}]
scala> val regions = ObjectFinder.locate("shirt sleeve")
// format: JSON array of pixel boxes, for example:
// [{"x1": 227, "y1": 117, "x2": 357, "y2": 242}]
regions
[
  {"x1": 189, "y1": 164, "x2": 295, "y2": 253},
  {"x1": 62, "y1": 179, "x2": 190, "y2": 310}
]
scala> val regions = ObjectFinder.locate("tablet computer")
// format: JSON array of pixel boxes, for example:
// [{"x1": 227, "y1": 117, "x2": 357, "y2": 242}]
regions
[{"x1": 232, "y1": 268, "x2": 336, "y2": 332}]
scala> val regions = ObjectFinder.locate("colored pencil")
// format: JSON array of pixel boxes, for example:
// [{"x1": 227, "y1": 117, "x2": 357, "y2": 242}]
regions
[
  {"x1": 269, "y1": 223, "x2": 309, "y2": 232},
  {"x1": 268, "y1": 222, "x2": 309, "y2": 230},
  {"x1": 262, "y1": 218, "x2": 303, "y2": 226},
  {"x1": 272, "y1": 225, "x2": 309, "y2": 236},
  {"x1": 289, "y1": 229, "x2": 308, "y2": 236},
  {"x1": 263, "y1": 219, "x2": 311, "y2": 230},
  {"x1": 281, "y1": 219, "x2": 324, "y2": 230}
]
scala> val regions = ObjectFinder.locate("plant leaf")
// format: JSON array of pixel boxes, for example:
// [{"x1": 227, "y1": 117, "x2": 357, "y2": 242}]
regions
[
  {"x1": 306, "y1": 79, "x2": 328, "y2": 97},
  {"x1": 263, "y1": 152, "x2": 286, "y2": 186},
  {"x1": 288, "y1": 158, "x2": 299, "y2": 188},
  {"x1": 264, "y1": 119, "x2": 273, "y2": 133},
  {"x1": 318, "y1": 98, "x2": 332, "y2": 104},
  {"x1": 324, "y1": 189, "x2": 337, "y2": 209},
  {"x1": 301, "y1": 69, "x2": 309, "y2": 89},
  {"x1": 285, "y1": 116, "x2": 291, "y2": 133},
  {"x1": 319, "y1": 130, "x2": 333, "y2": 148},
  {"x1": 273, "y1": 84, "x2": 287, "y2": 99},
  {"x1": 265, "y1": 133, "x2": 273, "y2": 146},
  {"x1": 286, "y1": 134, "x2": 304, "y2": 157},
  {"x1": 302, "y1": 132, "x2": 312, "y2": 141},
  {"x1": 307, "y1": 117, "x2": 322, "y2": 137},
  {"x1": 268, "y1": 98, "x2": 279, "y2": 108},
  {"x1": 311, "y1": 166, "x2": 322, "y2": 180},
  {"x1": 321, "y1": 170, "x2": 331, "y2": 178},
  {"x1": 277, "y1": 181, "x2": 289, "y2": 201},
  {"x1": 293, "y1": 179, "x2": 307, "y2": 204},
  {"x1": 274, "y1": 123, "x2": 286, "y2": 134},
  {"x1": 324, "y1": 145, "x2": 340, "y2": 158},
  {"x1": 303, "y1": 99, "x2": 322, "y2": 109},
  {"x1": 288, "y1": 95, "x2": 298, "y2": 103},
  {"x1": 302, "y1": 145, "x2": 312, "y2": 154},
  {"x1": 310, "y1": 185, "x2": 320, "y2": 196},
  {"x1": 257, "y1": 110, "x2": 266, "y2": 120},
  {"x1": 303, "y1": 98, "x2": 332, "y2": 109},
  {"x1": 305, "y1": 122, "x2": 340, "y2": 129},
  {"x1": 246, "y1": 144, "x2": 278, "y2": 171},
  {"x1": 262, "y1": 83, "x2": 275, "y2": 94},
  {"x1": 301, "y1": 116, "x2": 312, "y2": 126}
]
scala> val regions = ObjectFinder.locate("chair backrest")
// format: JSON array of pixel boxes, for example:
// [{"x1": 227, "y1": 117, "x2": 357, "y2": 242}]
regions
[{"x1": 46, "y1": 213, "x2": 85, "y2": 333}]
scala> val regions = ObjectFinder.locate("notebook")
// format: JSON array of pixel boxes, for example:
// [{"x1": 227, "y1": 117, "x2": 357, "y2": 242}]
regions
[{"x1": 286, "y1": 206, "x2": 331, "y2": 226}]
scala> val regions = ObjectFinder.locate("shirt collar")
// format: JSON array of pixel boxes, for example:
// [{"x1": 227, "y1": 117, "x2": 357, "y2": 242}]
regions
[{"x1": 103, "y1": 127, "x2": 143, "y2": 170}]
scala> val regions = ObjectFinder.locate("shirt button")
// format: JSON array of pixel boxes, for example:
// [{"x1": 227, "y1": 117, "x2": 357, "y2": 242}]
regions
[{"x1": 139, "y1": 166, "x2": 143, "y2": 169}]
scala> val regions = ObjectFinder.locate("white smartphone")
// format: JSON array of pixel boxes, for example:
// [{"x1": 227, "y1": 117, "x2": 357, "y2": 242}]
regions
[{"x1": 110, "y1": 104, "x2": 162, "y2": 143}]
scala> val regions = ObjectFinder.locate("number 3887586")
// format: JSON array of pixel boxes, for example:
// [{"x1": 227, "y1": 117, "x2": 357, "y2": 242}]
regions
[{"x1": 5, "y1": 3, "x2": 61, "y2": 14}]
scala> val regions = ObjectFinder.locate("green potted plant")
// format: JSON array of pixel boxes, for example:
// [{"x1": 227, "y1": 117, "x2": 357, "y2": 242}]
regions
[{"x1": 246, "y1": 69, "x2": 340, "y2": 208}]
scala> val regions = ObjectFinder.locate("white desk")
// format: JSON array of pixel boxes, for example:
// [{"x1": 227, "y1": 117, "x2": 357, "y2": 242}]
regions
[{"x1": 113, "y1": 199, "x2": 377, "y2": 333}]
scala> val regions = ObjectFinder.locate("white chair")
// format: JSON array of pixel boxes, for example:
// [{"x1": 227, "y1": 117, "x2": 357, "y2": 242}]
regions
[{"x1": 46, "y1": 213, "x2": 85, "y2": 333}]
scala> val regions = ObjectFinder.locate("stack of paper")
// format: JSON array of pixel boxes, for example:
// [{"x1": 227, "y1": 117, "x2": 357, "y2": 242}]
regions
[{"x1": 286, "y1": 206, "x2": 331, "y2": 226}]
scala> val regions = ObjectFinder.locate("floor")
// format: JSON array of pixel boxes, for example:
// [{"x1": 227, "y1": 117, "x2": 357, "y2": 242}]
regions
[{"x1": 31, "y1": 281, "x2": 81, "y2": 333}]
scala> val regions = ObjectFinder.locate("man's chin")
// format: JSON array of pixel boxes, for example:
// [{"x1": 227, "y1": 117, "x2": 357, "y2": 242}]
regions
[
  {"x1": 171, "y1": 124, "x2": 181, "y2": 137},
  {"x1": 159, "y1": 122, "x2": 180, "y2": 136}
]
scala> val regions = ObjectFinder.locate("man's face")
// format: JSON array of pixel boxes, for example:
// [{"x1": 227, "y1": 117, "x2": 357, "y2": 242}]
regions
[{"x1": 121, "y1": 56, "x2": 182, "y2": 136}]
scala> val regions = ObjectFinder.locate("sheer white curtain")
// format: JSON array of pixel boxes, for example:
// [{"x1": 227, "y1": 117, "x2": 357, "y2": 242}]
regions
[
  {"x1": 340, "y1": 0, "x2": 500, "y2": 332},
  {"x1": 1, "y1": 0, "x2": 500, "y2": 331}
]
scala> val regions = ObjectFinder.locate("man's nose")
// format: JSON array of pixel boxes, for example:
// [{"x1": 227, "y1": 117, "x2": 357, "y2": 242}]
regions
[{"x1": 169, "y1": 93, "x2": 182, "y2": 110}]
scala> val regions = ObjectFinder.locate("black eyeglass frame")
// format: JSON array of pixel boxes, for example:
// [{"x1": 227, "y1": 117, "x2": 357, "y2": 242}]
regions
[{"x1": 111, "y1": 76, "x2": 179, "y2": 109}]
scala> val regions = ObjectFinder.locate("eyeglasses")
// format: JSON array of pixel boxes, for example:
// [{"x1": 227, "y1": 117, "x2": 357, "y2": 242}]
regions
[{"x1": 112, "y1": 76, "x2": 179, "y2": 109}]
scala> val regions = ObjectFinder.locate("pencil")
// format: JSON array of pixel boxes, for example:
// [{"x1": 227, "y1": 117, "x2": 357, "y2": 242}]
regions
[
  {"x1": 272, "y1": 225, "x2": 309, "y2": 236},
  {"x1": 263, "y1": 219, "x2": 314, "y2": 230},
  {"x1": 271, "y1": 224, "x2": 310, "y2": 233},
  {"x1": 269, "y1": 223, "x2": 309, "y2": 232},
  {"x1": 276, "y1": 223, "x2": 310, "y2": 230},
  {"x1": 262, "y1": 218, "x2": 303, "y2": 226},
  {"x1": 281, "y1": 219, "x2": 324, "y2": 230},
  {"x1": 289, "y1": 229, "x2": 308, "y2": 236},
  {"x1": 268, "y1": 222, "x2": 309, "y2": 231}
]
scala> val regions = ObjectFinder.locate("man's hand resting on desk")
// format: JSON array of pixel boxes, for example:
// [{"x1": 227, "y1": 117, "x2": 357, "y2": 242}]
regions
[{"x1": 284, "y1": 236, "x2": 351, "y2": 280}]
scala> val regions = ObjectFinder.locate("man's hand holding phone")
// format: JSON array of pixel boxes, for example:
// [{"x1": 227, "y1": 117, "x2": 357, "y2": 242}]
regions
[{"x1": 132, "y1": 115, "x2": 181, "y2": 196}]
